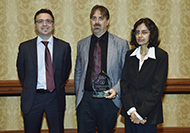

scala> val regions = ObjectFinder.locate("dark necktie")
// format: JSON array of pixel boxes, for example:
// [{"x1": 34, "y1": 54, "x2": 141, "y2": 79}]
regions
[
  {"x1": 91, "y1": 39, "x2": 101, "y2": 85},
  {"x1": 42, "y1": 41, "x2": 55, "y2": 92}
]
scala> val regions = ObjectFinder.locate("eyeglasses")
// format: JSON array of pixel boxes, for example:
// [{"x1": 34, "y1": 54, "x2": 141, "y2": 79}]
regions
[
  {"x1": 134, "y1": 30, "x2": 150, "y2": 36},
  {"x1": 35, "y1": 19, "x2": 54, "y2": 24}
]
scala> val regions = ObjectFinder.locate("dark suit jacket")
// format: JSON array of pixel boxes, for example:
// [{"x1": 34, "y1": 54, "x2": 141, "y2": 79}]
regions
[
  {"x1": 16, "y1": 36, "x2": 71, "y2": 114},
  {"x1": 120, "y1": 47, "x2": 168, "y2": 125}
]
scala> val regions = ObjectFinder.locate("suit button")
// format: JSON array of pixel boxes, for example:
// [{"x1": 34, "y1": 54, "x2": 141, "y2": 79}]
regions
[{"x1": 82, "y1": 90, "x2": 84, "y2": 92}]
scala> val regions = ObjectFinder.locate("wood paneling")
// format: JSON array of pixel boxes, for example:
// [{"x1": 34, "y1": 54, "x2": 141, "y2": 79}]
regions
[
  {"x1": 0, "y1": 79, "x2": 75, "y2": 95},
  {"x1": 0, "y1": 79, "x2": 190, "y2": 95},
  {"x1": 1, "y1": 127, "x2": 190, "y2": 133},
  {"x1": 165, "y1": 78, "x2": 190, "y2": 93},
  {"x1": 0, "y1": 79, "x2": 190, "y2": 132}
]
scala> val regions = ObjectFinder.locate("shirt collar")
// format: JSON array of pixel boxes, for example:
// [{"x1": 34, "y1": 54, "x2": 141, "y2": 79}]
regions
[
  {"x1": 92, "y1": 31, "x2": 108, "y2": 43},
  {"x1": 37, "y1": 35, "x2": 53, "y2": 45},
  {"x1": 130, "y1": 46, "x2": 156, "y2": 60}
]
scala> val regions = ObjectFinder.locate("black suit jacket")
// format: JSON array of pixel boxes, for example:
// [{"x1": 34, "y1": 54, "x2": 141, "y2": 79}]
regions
[
  {"x1": 16, "y1": 36, "x2": 71, "y2": 114},
  {"x1": 120, "y1": 47, "x2": 168, "y2": 125}
]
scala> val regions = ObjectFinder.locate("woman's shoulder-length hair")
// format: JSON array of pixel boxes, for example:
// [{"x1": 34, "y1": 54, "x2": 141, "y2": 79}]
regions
[{"x1": 130, "y1": 18, "x2": 160, "y2": 48}]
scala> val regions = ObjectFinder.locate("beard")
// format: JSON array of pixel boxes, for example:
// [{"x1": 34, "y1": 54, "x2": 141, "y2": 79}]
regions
[
  {"x1": 93, "y1": 24, "x2": 101, "y2": 34},
  {"x1": 93, "y1": 28, "x2": 101, "y2": 34}
]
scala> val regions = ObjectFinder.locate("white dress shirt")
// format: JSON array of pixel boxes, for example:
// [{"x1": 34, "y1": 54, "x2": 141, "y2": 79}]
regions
[{"x1": 36, "y1": 35, "x2": 54, "y2": 90}]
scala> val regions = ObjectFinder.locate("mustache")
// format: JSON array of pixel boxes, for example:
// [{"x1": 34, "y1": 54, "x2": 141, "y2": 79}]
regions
[
  {"x1": 94, "y1": 23, "x2": 101, "y2": 26},
  {"x1": 42, "y1": 25, "x2": 48, "y2": 28}
]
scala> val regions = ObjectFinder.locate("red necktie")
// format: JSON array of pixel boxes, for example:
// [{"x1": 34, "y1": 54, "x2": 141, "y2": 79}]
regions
[
  {"x1": 91, "y1": 39, "x2": 101, "y2": 85},
  {"x1": 42, "y1": 41, "x2": 55, "y2": 92}
]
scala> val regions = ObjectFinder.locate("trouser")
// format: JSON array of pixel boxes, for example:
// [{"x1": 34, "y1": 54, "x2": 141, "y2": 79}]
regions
[
  {"x1": 77, "y1": 90, "x2": 119, "y2": 133},
  {"x1": 23, "y1": 90, "x2": 64, "y2": 133}
]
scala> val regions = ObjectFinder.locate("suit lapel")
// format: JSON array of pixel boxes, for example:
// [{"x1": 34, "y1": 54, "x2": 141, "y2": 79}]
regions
[
  {"x1": 52, "y1": 37, "x2": 59, "y2": 72},
  {"x1": 134, "y1": 56, "x2": 140, "y2": 73},
  {"x1": 139, "y1": 58, "x2": 154, "y2": 73},
  {"x1": 83, "y1": 36, "x2": 91, "y2": 70},
  {"x1": 107, "y1": 33, "x2": 114, "y2": 74},
  {"x1": 30, "y1": 38, "x2": 38, "y2": 74},
  {"x1": 128, "y1": 49, "x2": 139, "y2": 74}
]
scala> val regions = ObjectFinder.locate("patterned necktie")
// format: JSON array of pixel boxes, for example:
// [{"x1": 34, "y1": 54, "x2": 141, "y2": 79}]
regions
[
  {"x1": 42, "y1": 41, "x2": 55, "y2": 92},
  {"x1": 91, "y1": 39, "x2": 101, "y2": 85}
]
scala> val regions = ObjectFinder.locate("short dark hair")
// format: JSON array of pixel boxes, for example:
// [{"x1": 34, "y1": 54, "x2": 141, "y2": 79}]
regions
[
  {"x1": 130, "y1": 18, "x2": 160, "y2": 48},
  {"x1": 90, "y1": 5, "x2": 109, "y2": 20},
  {"x1": 34, "y1": 9, "x2": 54, "y2": 23}
]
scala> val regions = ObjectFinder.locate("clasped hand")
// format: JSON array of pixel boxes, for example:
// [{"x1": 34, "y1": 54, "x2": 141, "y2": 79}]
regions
[{"x1": 130, "y1": 111, "x2": 147, "y2": 125}]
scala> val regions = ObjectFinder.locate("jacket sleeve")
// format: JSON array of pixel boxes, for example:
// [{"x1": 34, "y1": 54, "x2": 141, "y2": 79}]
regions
[
  {"x1": 112, "y1": 39, "x2": 129, "y2": 97},
  {"x1": 63, "y1": 43, "x2": 72, "y2": 83},
  {"x1": 74, "y1": 41, "x2": 82, "y2": 94},
  {"x1": 16, "y1": 43, "x2": 25, "y2": 84},
  {"x1": 120, "y1": 51, "x2": 136, "y2": 111}
]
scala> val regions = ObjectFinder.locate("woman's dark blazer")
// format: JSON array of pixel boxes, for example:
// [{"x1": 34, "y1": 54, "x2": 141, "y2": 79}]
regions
[{"x1": 120, "y1": 47, "x2": 168, "y2": 125}]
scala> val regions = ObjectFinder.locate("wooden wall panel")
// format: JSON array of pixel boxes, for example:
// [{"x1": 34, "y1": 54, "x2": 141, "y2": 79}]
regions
[
  {"x1": 1, "y1": 127, "x2": 190, "y2": 133},
  {"x1": 0, "y1": 79, "x2": 190, "y2": 95}
]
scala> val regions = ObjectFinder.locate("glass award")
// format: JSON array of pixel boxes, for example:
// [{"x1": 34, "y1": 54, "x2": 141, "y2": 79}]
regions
[{"x1": 92, "y1": 71, "x2": 113, "y2": 98}]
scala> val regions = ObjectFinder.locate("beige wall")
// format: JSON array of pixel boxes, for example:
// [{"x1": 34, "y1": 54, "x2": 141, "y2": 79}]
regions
[{"x1": 0, "y1": 0, "x2": 190, "y2": 130}]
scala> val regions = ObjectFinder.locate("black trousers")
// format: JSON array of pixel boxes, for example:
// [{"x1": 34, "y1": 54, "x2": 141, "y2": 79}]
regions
[
  {"x1": 77, "y1": 90, "x2": 119, "y2": 133},
  {"x1": 23, "y1": 90, "x2": 64, "y2": 133},
  {"x1": 125, "y1": 118, "x2": 157, "y2": 133}
]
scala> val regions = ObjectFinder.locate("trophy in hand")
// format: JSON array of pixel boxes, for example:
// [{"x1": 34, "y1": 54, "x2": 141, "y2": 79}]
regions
[{"x1": 92, "y1": 71, "x2": 113, "y2": 98}]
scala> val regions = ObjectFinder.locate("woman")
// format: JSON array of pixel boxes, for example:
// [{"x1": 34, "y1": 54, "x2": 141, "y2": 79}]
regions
[{"x1": 120, "y1": 18, "x2": 168, "y2": 133}]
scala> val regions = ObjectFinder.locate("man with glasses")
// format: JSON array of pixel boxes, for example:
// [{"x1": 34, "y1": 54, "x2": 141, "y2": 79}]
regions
[{"x1": 16, "y1": 9, "x2": 71, "y2": 133}]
